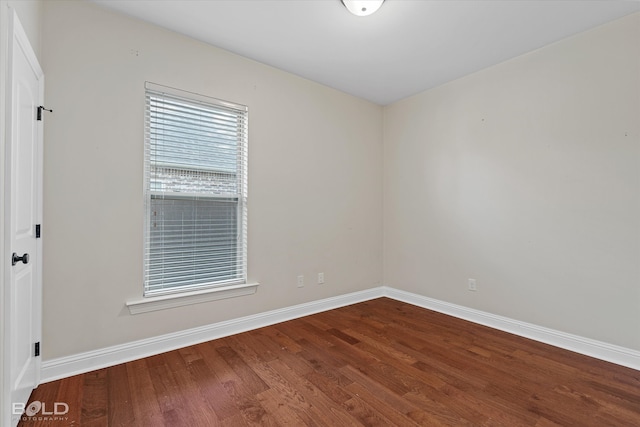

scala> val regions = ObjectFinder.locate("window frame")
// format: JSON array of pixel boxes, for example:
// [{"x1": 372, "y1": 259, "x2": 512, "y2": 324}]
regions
[{"x1": 143, "y1": 82, "x2": 248, "y2": 298}]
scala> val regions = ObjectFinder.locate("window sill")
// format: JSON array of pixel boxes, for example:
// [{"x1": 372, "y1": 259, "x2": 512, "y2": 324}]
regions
[{"x1": 126, "y1": 282, "x2": 259, "y2": 315}]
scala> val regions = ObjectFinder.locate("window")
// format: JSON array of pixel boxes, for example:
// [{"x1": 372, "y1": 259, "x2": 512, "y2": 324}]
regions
[{"x1": 144, "y1": 82, "x2": 248, "y2": 297}]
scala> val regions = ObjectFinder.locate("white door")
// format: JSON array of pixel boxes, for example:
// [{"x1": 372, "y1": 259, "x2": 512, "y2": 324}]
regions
[{"x1": 4, "y1": 9, "x2": 44, "y2": 426}]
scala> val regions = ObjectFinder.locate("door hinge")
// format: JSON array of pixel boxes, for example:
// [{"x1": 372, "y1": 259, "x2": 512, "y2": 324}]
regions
[
  {"x1": 35, "y1": 224, "x2": 41, "y2": 238},
  {"x1": 37, "y1": 106, "x2": 53, "y2": 121},
  {"x1": 34, "y1": 342, "x2": 40, "y2": 357}
]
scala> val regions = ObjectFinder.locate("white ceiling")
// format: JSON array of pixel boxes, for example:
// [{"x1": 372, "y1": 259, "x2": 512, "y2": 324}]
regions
[{"x1": 92, "y1": 0, "x2": 640, "y2": 105}]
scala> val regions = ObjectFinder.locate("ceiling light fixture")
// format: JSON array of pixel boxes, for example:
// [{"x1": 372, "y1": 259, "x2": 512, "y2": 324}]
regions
[{"x1": 341, "y1": 0, "x2": 385, "y2": 17}]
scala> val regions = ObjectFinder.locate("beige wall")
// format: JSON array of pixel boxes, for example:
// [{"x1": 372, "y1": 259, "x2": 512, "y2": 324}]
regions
[
  {"x1": 384, "y1": 13, "x2": 640, "y2": 350},
  {"x1": 41, "y1": 1, "x2": 383, "y2": 359},
  {"x1": 40, "y1": 0, "x2": 639, "y2": 361}
]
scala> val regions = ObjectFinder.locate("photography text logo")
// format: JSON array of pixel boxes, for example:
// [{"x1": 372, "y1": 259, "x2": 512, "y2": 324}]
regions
[{"x1": 12, "y1": 400, "x2": 69, "y2": 422}]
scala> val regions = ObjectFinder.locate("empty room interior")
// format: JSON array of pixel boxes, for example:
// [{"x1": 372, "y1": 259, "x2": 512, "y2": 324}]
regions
[{"x1": 1, "y1": 0, "x2": 639, "y2": 425}]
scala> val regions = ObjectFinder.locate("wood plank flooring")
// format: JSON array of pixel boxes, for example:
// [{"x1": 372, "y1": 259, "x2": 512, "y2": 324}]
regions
[{"x1": 18, "y1": 298, "x2": 640, "y2": 426}]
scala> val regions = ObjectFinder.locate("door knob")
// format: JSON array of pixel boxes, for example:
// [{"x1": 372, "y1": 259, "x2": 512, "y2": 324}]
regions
[{"x1": 11, "y1": 253, "x2": 29, "y2": 266}]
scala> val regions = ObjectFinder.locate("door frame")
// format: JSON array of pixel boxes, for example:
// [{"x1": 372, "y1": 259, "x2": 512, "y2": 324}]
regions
[{"x1": 1, "y1": 6, "x2": 44, "y2": 426}]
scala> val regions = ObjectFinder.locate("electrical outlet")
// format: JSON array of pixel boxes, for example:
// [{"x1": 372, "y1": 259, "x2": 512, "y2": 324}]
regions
[
  {"x1": 318, "y1": 272, "x2": 325, "y2": 284},
  {"x1": 468, "y1": 278, "x2": 477, "y2": 291},
  {"x1": 297, "y1": 275, "x2": 304, "y2": 288}
]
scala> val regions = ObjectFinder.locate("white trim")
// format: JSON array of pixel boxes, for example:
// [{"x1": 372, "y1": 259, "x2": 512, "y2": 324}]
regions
[
  {"x1": 382, "y1": 286, "x2": 640, "y2": 371},
  {"x1": 126, "y1": 282, "x2": 260, "y2": 315},
  {"x1": 41, "y1": 286, "x2": 640, "y2": 384},
  {"x1": 42, "y1": 287, "x2": 384, "y2": 383},
  {"x1": 0, "y1": 4, "x2": 9, "y2": 425}
]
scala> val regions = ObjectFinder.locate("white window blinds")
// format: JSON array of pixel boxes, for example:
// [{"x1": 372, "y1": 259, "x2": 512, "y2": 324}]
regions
[{"x1": 144, "y1": 82, "x2": 248, "y2": 296}]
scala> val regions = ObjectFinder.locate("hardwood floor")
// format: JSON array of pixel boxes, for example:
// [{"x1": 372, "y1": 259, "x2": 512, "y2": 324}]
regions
[{"x1": 18, "y1": 298, "x2": 640, "y2": 426}]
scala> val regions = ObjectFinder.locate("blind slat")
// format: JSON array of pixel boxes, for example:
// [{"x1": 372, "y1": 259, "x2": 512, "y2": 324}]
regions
[{"x1": 144, "y1": 83, "x2": 248, "y2": 296}]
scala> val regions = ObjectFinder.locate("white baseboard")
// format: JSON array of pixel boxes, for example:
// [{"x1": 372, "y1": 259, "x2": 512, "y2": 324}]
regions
[
  {"x1": 383, "y1": 286, "x2": 640, "y2": 371},
  {"x1": 40, "y1": 287, "x2": 385, "y2": 383},
  {"x1": 41, "y1": 286, "x2": 639, "y2": 383}
]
